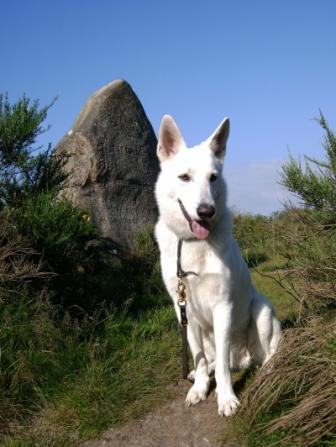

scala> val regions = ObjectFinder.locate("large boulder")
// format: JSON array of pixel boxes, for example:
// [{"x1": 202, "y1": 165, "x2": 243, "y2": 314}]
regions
[{"x1": 56, "y1": 80, "x2": 159, "y2": 252}]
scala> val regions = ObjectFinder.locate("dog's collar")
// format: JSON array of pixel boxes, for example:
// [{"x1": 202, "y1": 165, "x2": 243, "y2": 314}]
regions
[{"x1": 176, "y1": 239, "x2": 198, "y2": 279}]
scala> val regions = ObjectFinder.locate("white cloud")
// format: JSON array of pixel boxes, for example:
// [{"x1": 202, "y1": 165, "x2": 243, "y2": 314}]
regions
[{"x1": 224, "y1": 159, "x2": 296, "y2": 215}]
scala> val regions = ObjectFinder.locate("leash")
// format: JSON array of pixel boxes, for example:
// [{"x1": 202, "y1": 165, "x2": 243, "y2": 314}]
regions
[{"x1": 176, "y1": 238, "x2": 198, "y2": 379}]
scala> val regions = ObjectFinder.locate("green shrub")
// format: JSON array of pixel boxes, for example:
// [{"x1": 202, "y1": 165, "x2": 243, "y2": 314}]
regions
[
  {"x1": 278, "y1": 115, "x2": 336, "y2": 311},
  {"x1": 13, "y1": 191, "x2": 96, "y2": 263},
  {"x1": 0, "y1": 93, "x2": 66, "y2": 209},
  {"x1": 0, "y1": 93, "x2": 98, "y2": 310},
  {"x1": 280, "y1": 112, "x2": 336, "y2": 214},
  {"x1": 6, "y1": 191, "x2": 104, "y2": 310},
  {"x1": 14, "y1": 192, "x2": 95, "y2": 264}
]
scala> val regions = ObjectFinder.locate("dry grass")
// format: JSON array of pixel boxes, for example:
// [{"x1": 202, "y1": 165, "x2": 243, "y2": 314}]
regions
[
  {"x1": 234, "y1": 316, "x2": 336, "y2": 446},
  {"x1": 0, "y1": 215, "x2": 51, "y2": 289},
  {"x1": 280, "y1": 210, "x2": 336, "y2": 312}
]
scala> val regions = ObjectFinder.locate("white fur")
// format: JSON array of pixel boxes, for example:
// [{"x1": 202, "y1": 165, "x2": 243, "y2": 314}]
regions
[{"x1": 155, "y1": 115, "x2": 281, "y2": 417}]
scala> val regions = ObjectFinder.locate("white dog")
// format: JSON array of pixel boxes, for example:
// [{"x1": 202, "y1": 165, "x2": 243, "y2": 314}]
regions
[{"x1": 154, "y1": 115, "x2": 281, "y2": 417}]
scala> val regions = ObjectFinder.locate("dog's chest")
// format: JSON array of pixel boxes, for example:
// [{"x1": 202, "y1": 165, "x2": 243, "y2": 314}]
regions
[
  {"x1": 164, "y1": 237, "x2": 223, "y2": 278},
  {"x1": 160, "y1": 234, "x2": 231, "y2": 304}
]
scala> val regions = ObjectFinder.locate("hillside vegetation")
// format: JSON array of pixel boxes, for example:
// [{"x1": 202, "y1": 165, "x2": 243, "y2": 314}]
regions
[
  {"x1": 0, "y1": 94, "x2": 180, "y2": 445},
  {"x1": 0, "y1": 95, "x2": 334, "y2": 446},
  {"x1": 225, "y1": 113, "x2": 336, "y2": 447}
]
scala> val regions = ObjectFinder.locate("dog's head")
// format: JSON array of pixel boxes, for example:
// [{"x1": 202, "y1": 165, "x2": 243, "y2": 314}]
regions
[{"x1": 155, "y1": 115, "x2": 230, "y2": 240}]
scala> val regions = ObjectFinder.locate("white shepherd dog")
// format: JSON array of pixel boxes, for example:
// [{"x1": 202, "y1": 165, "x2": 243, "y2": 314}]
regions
[{"x1": 155, "y1": 115, "x2": 281, "y2": 417}]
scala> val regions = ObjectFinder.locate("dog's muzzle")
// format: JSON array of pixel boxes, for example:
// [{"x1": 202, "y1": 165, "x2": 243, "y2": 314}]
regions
[{"x1": 177, "y1": 199, "x2": 211, "y2": 240}]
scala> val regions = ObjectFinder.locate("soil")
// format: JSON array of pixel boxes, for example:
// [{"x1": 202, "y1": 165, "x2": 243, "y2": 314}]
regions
[{"x1": 81, "y1": 381, "x2": 231, "y2": 447}]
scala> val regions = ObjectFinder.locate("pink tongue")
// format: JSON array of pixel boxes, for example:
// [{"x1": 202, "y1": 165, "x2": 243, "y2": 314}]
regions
[{"x1": 191, "y1": 220, "x2": 210, "y2": 240}]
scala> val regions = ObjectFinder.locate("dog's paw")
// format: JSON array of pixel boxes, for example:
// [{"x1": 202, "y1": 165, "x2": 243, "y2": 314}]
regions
[
  {"x1": 187, "y1": 369, "x2": 195, "y2": 382},
  {"x1": 185, "y1": 384, "x2": 208, "y2": 406},
  {"x1": 217, "y1": 395, "x2": 241, "y2": 417}
]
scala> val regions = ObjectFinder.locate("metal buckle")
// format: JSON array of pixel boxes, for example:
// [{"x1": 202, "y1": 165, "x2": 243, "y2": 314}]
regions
[
  {"x1": 176, "y1": 279, "x2": 186, "y2": 303},
  {"x1": 176, "y1": 279, "x2": 188, "y2": 326}
]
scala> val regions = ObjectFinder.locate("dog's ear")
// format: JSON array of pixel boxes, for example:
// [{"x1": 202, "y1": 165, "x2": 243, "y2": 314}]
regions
[
  {"x1": 207, "y1": 118, "x2": 230, "y2": 159},
  {"x1": 157, "y1": 115, "x2": 186, "y2": 162}
]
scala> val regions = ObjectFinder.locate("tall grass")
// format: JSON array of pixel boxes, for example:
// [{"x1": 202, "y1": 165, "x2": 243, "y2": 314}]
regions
[
  {"x1": 224, "y1": 316, "x2": 336, "y2": 447},
  {"x1": 0, "y1": 201, "x2": 180, "y2": 446},
  {"x1": 1, "y1": 304, "x2": 181, "y2": 446}
]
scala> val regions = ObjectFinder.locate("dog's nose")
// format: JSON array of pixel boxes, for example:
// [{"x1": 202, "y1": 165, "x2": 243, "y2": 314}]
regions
[{"x1": 197, "y1": 203, "x2": 216, "y2": 219}]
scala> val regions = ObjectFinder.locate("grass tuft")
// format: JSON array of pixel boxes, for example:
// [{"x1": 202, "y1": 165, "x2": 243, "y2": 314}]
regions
[{"x1": 223, "y1": 316, "x2": 336, "y2": 447}]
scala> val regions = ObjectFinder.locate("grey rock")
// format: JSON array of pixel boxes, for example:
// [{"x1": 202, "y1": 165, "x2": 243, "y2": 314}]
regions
[{"x1": 56, "y1": 80, "x2": 159, "y2": 251}]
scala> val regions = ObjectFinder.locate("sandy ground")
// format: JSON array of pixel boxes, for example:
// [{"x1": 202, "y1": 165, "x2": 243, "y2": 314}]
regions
[{"x1": 81, "y1": 381, "x2": 231, "y2": 447}]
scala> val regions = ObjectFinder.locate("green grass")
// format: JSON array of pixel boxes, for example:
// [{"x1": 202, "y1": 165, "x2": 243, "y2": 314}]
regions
[
  {"x1": 1, "y1": 253, "x2": 298, "y2": 447},
  {"x1": 0, "y1": 304, "x2": 182, "y2": 446},
  {"x1": 252, "y1": 272, "x2": 298, "y2": 323}
]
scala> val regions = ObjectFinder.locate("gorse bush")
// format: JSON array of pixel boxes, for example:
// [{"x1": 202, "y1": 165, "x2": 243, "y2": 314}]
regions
[
  {"x1": 14, "y1": 192, "x2": 97, "y2": 262},
  {"x1": 10, "y1": 191, "x2": 106, "y2": 310},
  {"x1": 279, "y1": 115, "x2": 336, "y2": 311},
  {"x1": 280, "y1": 112, "x2": 336, "y2": 214},
  {"x1": 0, "y1": 93, "x2": 66, "y2": 209}
]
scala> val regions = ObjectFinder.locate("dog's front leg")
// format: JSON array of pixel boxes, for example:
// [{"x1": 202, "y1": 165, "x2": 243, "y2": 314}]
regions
[
  {"x1": 213, "y1": 302, "x2": 240, "y2": 416},
  {"x1": 185, "y1": 317, "x2": 210, "y2": 406}
]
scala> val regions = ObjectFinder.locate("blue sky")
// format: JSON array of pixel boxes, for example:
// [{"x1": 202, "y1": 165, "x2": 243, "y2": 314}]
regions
[{"x1": 2, "y1": 0, "x2": 336, "y2": 214}]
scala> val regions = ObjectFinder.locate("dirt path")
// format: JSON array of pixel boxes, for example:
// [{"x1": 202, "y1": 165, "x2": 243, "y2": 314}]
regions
[{"x1": 82, "y1": 381, "x2": 230, "y2": 447}]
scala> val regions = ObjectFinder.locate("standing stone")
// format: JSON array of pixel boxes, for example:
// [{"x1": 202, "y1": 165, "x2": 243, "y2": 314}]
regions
[{"x1": 56, "y1": 80, "x2": 159, "y2": 251}]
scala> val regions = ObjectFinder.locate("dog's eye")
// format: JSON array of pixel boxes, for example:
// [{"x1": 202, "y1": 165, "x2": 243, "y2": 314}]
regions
[
  {"x1": 179, "y1": 174, "x2": 191, "y2": 182},
  {"x1": 209, "y1": 173, "x2": 218, "y2": 182}
]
